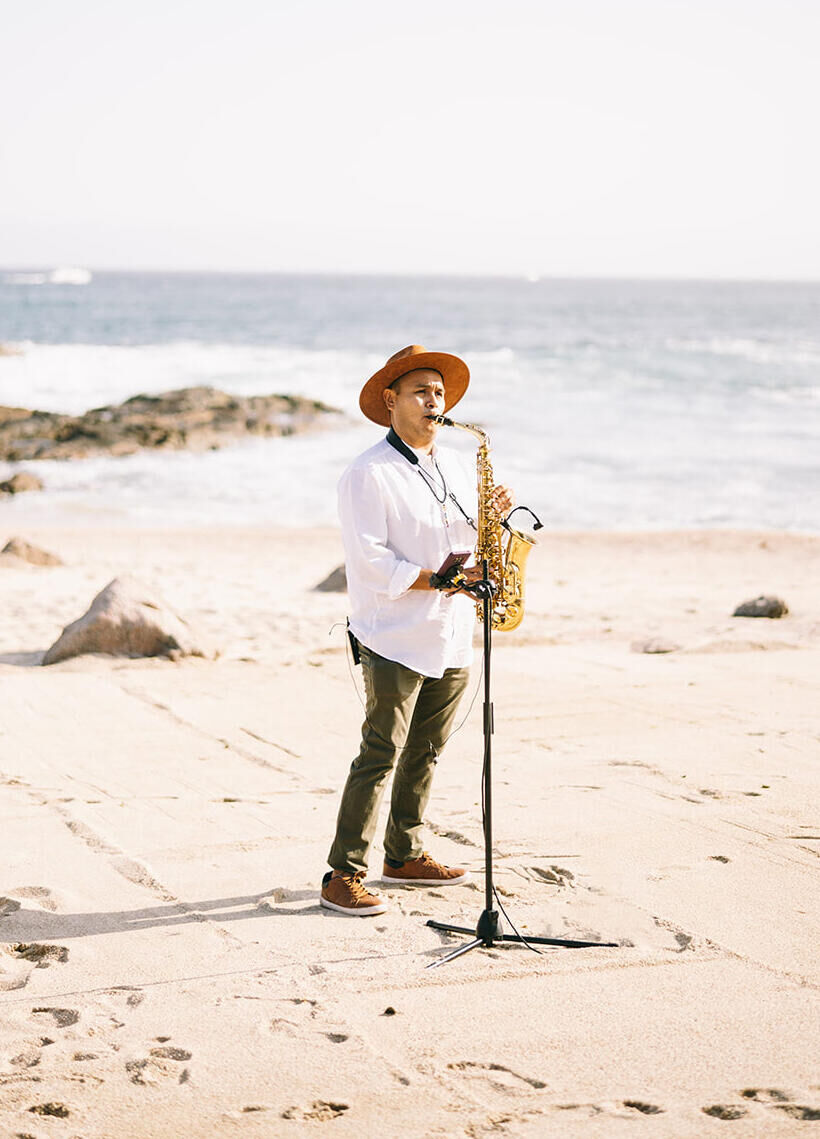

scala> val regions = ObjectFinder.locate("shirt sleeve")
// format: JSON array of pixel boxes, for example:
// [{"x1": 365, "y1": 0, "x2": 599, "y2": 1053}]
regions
[{"x1": 338, "y1": 465, "x2": 422, "y2": 599}]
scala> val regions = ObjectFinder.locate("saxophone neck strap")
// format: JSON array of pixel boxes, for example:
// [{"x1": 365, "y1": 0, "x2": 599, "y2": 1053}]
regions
[{"x1": 386, "y1": 426, "x2": 419, "y2": 465}]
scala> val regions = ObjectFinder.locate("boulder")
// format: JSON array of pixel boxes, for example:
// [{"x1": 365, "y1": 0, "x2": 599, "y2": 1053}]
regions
[
  {"x1": 732, "y1": 595, "x2": 789, "y2": 619},
  {"x1": 313, "y1": 565, "x2": 347, "y2": 592},
  {"x1": 0, "y1": 471, "x2": 43, "y2": 495},
  {"x1": 630, "y1": 637, "x2": 682, "y2": 654},
  {"x1": 43, "y1": 576, "x2": 216, "y2": 665},
  {"x1": 1, "y1": 538, "x2": 63, "y2": 566}
]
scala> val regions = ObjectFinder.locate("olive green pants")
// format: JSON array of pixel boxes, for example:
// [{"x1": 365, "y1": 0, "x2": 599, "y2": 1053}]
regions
[{"x1": 327, "y1": 644, "x2": 470, "y2": 875}]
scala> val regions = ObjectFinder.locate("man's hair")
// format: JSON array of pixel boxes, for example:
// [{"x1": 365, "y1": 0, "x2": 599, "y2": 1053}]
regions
[{"x1": 387, "y1": 367, "x2": 444, "y2": 391}]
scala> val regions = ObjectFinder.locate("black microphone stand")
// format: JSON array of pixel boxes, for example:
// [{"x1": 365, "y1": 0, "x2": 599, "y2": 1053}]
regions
[{"x1": 426, "y1": 559, "x2": 618, "y2": 968}]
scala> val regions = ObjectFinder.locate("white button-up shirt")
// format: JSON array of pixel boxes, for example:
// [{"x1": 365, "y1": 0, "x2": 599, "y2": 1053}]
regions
[{"x1": 338, "y1": 434, "x2": 478, "y2": 678}]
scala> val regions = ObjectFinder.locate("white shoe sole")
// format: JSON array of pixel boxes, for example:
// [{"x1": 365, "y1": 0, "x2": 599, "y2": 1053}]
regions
[
  {"x1": 381, "y1": 870, "x2": 471, "y2": 886},
  {"x1": 320, "y1": 894, "x2": 387, "y2": 916}
]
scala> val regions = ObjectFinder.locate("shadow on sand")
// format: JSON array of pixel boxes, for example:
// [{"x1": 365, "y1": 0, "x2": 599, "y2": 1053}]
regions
[{"x1": 0, "y1": 890, "x2": 322, "y2": 943}]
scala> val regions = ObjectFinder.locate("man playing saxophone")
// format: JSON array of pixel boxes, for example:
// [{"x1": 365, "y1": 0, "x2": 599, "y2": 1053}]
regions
[{"x1": 321, "y1": 344, "x2": 514, "y2": 917}]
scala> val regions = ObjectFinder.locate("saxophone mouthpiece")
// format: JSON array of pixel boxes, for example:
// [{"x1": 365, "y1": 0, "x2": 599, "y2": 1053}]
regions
[{"x1": 429, "y1": 414, "x2": 454, "y2": 426}]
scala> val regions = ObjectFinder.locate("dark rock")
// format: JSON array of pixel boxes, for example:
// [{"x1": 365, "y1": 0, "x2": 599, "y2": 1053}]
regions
[
  {"x1": 0, "y1": 471, "x2": 43, "y2": 494},
  {"x1": 43, "y1": 576, "x2": 217, "y2": 664},
  {"x1": 733, "y1": 595, "x2": 788, "y2": 618},
  {"x1": 313, "y1": 565, "x2": 347, "y2": 592},
  {"x1": 1, "y1": 538, "x2": 63, "y2": 566},
  {"x1": 0, "y1": 386, "x2": 342, "y2": 462}
]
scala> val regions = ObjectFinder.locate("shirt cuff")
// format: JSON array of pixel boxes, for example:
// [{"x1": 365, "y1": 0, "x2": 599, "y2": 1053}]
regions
[{"x1": 387, "y1": 560, "x2": 423, "y2": 600}]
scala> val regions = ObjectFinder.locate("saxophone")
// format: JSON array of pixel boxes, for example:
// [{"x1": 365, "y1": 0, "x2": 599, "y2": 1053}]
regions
[{"x1": 432, "y1": 415, "x2": 537, "y2": 631}]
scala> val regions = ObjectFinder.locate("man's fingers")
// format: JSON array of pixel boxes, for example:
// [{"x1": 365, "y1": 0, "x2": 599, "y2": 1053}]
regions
[{"x1": 493, "y1": 485, "x2": 515, "y2": 513}]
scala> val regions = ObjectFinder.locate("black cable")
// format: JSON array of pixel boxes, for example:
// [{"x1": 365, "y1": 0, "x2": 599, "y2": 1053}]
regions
[{"x1": 504, "y1": 505, "x2": 543, "y2": 531}]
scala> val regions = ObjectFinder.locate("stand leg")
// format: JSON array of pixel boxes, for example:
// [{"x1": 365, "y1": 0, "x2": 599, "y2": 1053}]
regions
[
  {"x1": 426, "y1": 918, "x2": 618, "y2": 954},
  {"x1": 426, "y1": 936, "x2": 483, "y2": 969}
]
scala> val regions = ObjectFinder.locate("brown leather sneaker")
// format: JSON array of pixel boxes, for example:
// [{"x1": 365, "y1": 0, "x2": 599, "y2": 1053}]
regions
[
  {"x1": 382, "y1": 852, "x2": 470, "y2": 886},
  {"x1": 320, "y1": 871, "x2": 387, "y2": 916}
]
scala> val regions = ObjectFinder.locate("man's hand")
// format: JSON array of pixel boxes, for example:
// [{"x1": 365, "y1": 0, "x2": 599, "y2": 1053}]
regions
[
  {"x1": 492, "y1": 484, "x2": 514, "y2": 516},
  {"x1": 416, "y1": 565, "x2": 488, "y2": 595},
  {"x1": 444, "y1": 564, "x2": 485, "y2": 595}
]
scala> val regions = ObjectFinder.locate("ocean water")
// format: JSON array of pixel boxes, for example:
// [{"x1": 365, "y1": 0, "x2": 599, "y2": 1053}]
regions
[{"x1": 1, "y1": 271, "x2": 818, "y2": 531}]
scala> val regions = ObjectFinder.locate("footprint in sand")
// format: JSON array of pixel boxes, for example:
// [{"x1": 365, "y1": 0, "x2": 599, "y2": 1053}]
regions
[
  {"x1": 9, "y1": 886, "x2": 59, "y2": 912},
  {"x1": 0, "y1": 942, "x2": 69, "y2": 992},
  {"x1": 10, "y1": 1041, "x2": 48, "y2": 1069},
  {"x1": 703, "y1": 1104, "x2": 749, "y2": 1119},
  {"x1": 8, "y1": 943, "x2": 69, "y2": 967},
  {"x1": 102, "y1": 985, "x2": 145, "y2": 1009},
  {"x1": 447, "y1": 1060, "x2": 547, "y2": 1093},
  {"x1": 556, "y1": 1103, "x2": 604, "y2": 1117},
  {"x1": 269, "y1": 997, "x2": 321, "y2": 1035},
  {"x1": 518, "y1": 865, "x2": 575, "y2": 888},
  {"x1": 775, "y1": 1105, "x2": 820, "y2": 1120},
  {"x1": 739, "y1": 1087, "x2": 820, "y2": 1119},
  {"x1": 27, "y1": 1101, "x2": 70, "y2": 1118},
  {"x1": 258, "y1": 886, "x2": 316, "y2": 907},
  {"x1": 126, "y1": 1044, "x2": 192, "y2": 1086},
  {"x1": 31, "y1": 1008, "x2": 80, "y2": 1028},
  {"x1": 562, "y1": 1100, "x2": 665, "y2": 1117},
  {"x1": 281, "y1": 1100, "x2": 348, "y2": 1121},
  {"x1": 622, "y1": 1099, "x2": 665, "y2": 1115},
  {"x1": 740, "y1": 1087, "x2": 791, "y2": 1103},
  {"x1": 150, "y1": 1046, "x2": 193, "y2": 1061},
  {"x1": 427, "y1": 823, "x2": 479, "y2": 848}
]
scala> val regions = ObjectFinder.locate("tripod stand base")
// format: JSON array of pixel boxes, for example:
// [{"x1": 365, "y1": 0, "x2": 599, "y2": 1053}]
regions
[
  {"x1": 421, "y1": 561, "x2": 621, "y2": 971},
  {"x1": 426, "y1": 912, "x2": 619, "y2": 968}
]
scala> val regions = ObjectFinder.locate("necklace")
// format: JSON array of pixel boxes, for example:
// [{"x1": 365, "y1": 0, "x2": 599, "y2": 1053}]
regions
[{"x1": 417, "y1": 456, "x2": 448, "y2": 503}]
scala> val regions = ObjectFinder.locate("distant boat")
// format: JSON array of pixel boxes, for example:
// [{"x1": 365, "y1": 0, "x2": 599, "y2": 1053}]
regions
[{"x1": 49, "y1": 266, "x2": 92, "y2": 285}]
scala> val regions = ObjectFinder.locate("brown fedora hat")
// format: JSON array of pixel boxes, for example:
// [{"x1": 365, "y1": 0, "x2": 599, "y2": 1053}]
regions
[{"x1": 359, "y1": 344, "x2": 470, "y2": 427}]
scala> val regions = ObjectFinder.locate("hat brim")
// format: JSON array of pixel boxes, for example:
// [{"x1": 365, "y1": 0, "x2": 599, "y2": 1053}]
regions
[{"x1": 359, "y1": 351, "x2": 470, "y2": 427}]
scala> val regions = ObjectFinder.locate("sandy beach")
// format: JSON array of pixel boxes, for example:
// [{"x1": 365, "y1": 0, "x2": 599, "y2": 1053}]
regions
[{"x1": 1, "y1": 524, "x2": 819, "y2": 1137}]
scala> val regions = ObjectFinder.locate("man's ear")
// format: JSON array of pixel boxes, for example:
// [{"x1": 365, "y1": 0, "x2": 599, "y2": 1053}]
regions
[{"x1": 383, "y1": 387, "x2": 395, "y2": 414}]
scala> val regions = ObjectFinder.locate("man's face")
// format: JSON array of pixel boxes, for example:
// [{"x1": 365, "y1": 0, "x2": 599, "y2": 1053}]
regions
[{"x1": 383, "y1": 368, "x2": 446, "y2": 448}]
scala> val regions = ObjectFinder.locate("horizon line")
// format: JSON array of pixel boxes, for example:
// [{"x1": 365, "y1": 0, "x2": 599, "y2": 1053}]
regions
[{"x1": 2, "y1": 265, "x2": 819, "y2": 286}]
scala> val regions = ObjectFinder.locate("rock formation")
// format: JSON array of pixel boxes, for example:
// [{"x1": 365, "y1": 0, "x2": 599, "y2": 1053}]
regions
[
  {"x1": 43, "y1": 576, "x2": 216, "y2": 664},
  {"x1": 313, "y1": 565, "x2": 347, "y2": 592},
  {"x1": 0, "y1": 538, "x2": 63, "y2": 566},
  {"x1": 0, "y1": 471, "x2": 44, "y2": 495},
  {"x1": 0, "y1": 386, "x2": 342, "y2": 462},
  {"x1": 733, "y1": 595, "x2": 789, "y2": 618}
]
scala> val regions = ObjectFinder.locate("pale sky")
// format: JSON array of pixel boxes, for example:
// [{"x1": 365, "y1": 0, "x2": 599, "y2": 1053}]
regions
[{"x1": 2, "y1": 0, "x2": 818, "y2": 278}]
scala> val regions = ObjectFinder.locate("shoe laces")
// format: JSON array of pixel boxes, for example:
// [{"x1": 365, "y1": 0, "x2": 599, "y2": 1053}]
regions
[{"x1": 341, "y1": 871, "x2": 372, "y2": 902}]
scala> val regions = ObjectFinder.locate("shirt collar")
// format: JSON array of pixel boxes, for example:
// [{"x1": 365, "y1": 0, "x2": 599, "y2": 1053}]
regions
[{"x1": 386, "y1": 426, "x2": 437, "y2": 466}]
